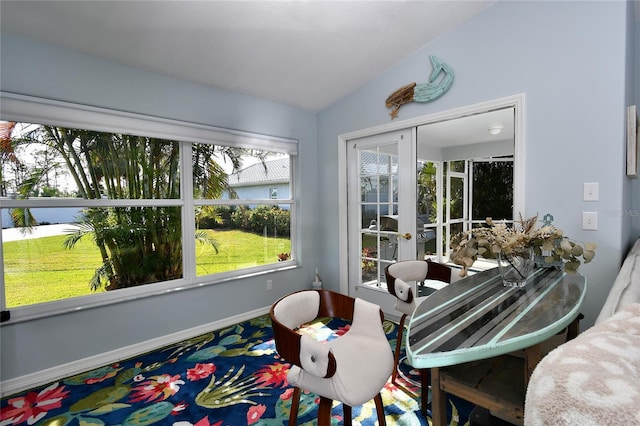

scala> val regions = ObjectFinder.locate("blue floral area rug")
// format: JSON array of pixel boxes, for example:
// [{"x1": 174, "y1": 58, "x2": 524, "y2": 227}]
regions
[{"x1": 1, "y1": 315, "x2": 473, "y2": 425}]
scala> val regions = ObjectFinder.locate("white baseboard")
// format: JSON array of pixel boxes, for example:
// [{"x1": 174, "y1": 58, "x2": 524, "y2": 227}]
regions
[{"x1": 1, "y1": 306, "x2": 270, "y2": 398}]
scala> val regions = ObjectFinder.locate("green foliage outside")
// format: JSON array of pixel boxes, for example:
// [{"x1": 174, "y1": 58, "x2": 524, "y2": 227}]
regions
[
  {"x1": 231, "y1": 205, "x2": 290, "y2": 235},
  {"x1": 472, "y1": 161, "x2": 514, "y2": 221},
  {"x1": 4, "y1": 229, "x2": 291, "y2": 308},
  {"x1": 198, "y1": 205, "x2": 290, "y2": 235}
]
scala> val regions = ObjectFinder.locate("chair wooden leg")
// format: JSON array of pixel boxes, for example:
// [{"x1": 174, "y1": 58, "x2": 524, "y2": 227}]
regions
[
  {"x1": 391, "y1": 313, "x2": 407, "y2": 384},
  {"x1": 343, "y1": 404, "x2": 353, "y2": 426},
  {"x1": 317, "y1": 397, "x2": 333, "y2": 426},
  {"x1": 288, "y1": 387, "x2": 301, "y2": 426},
  {"x1": 392, "y1": 314, "x2": 419, "y2": 398},
  {"x1": 374, "y1": 393, "x2": 386, "y2": 426}
]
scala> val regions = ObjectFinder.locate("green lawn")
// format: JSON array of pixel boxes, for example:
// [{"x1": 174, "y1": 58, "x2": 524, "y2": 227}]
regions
[
  {"x1": 196, "y1": 229, "x2": 291, "y2": 276},
  {"x1": 3, "y1": 229, "x2": 291, "y2": 308}
]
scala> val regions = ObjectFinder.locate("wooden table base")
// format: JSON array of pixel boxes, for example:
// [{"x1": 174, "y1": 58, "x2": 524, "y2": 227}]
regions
[{"x1": 434, "y1": 356, "x2": 526, "y2": 426}]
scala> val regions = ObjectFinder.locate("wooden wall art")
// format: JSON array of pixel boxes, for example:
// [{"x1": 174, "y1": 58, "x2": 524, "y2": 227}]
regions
[{"x1": 386, "y1": 55, "x2": 454, "y2": 120}]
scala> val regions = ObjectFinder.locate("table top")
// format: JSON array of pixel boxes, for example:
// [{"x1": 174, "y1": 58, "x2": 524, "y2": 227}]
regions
[{"x1": 406, "y1": 267, "x2": 586, "y2": 369}]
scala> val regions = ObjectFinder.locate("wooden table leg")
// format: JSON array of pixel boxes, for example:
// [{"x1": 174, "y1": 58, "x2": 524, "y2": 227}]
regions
[
  {"x1": 523, "y1": 344, "x2": 542, "y2": 388},
  {"x1": 431, "y1": 367, "x2": 447, "y2": 426},
  {"x1": 567, "y1": 313, "x2": 584, "y2": 340},
  {"x1": 420, "y1": 368, "x2": 430, "y2": 415}
]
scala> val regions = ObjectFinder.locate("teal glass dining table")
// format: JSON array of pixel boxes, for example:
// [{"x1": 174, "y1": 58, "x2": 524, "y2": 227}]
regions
[{"x1": 406, "y1": 266, "x2": 586, "y2": 425}]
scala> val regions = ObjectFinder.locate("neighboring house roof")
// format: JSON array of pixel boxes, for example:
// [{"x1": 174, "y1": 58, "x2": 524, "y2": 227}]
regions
[
  {"x1": 359, "y1": 151, "x2": 393, "y2": 175},
  {"x1": 228, "y1": 158, "x2": 290, "y2": 187}
]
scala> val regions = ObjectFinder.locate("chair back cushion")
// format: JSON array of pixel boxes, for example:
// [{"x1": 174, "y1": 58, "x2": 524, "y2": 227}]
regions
[
  {"x1": 385, "y1": 260, "x2": 429, "y2": 303},
  {"x1": 272, "y1": 290, "x2": 320, "y2": 329}
]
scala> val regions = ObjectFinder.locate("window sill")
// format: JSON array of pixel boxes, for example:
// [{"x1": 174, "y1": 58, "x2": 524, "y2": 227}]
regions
[{"x1": 1, "y1": 263, "x2": 298, "y2": 325}]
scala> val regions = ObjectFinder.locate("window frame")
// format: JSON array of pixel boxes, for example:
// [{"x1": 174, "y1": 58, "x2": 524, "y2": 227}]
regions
[{"x1": 0, "y1": 92, "x2": 298, "y2": 323}]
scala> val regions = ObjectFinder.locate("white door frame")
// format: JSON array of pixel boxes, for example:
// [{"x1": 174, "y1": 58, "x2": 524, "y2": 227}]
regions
[
  {"x1": 337, "y1": 94, "x2": 526, "y2": 304},
  {"x1": 346, "y1": 128, "x2": 416, "y2": 298}
]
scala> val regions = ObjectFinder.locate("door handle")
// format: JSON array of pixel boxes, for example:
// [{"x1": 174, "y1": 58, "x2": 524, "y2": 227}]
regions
[{"x1": 400, "y1": 232, "x2": 412, "y2": 240}]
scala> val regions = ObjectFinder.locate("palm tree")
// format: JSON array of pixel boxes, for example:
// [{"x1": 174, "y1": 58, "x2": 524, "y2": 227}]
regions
[
  {"x1": 15, "y1": 125, "x2": 252, "y2": 291},
  {"x1": 0, "y1": 121, "x2": 18, "y2": 197},
  {"x1": 1, "y1": 121, "x2": 39, "y2": 230}
]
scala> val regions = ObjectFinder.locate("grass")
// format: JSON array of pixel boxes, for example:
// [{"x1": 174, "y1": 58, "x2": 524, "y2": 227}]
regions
[
  {"x1": 196, "y1": 229, "x2": 291, "y2": 276},
  {"x1": 4, "y1": 235, "x2": 105, "y2": 307},
  {"x1": 3, "y1": 229, "x2": 291, "y2": 308}
]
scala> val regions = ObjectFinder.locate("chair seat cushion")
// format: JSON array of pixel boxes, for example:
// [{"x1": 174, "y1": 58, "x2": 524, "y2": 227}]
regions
[
  {"x1": 287, "y1": 298, "x2": 394, "y2": 406},
  {"x1": 423, "y1": 279, "x2": 448, "y2": 291}
]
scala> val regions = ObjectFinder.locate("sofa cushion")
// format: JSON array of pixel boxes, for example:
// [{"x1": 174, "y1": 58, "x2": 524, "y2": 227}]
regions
[
  {"x1": 595, "y1": 238, "x2": 640, "y2": 324},
  {"x1": 524, "y1": 303, "x2": 640, "y2": 426}
]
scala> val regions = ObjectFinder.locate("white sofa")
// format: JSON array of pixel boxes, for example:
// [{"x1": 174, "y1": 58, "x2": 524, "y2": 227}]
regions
[
  {"x1": 595, "y1": 238, "x2": 640, "y2": 324},
  {"x1": 524, "y1": 239, "x2": 640, "y2": 426}
]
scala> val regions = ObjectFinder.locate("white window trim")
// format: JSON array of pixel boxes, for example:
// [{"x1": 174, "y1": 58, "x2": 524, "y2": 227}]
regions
[
  {"x1": 0, "y1": 92, "x2": 298, "y2": 323},
  {"x1": 0, "y1": 92, "x2": 298, "y2": 155}
]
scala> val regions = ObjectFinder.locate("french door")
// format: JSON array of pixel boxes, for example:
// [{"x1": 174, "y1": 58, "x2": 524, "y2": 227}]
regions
[
  {"x1": 346, "y1": 129, "x2": 417, "y2": 296},
  {"x1": 339, "y1": 95, "x2": 523, "y2": 309}
]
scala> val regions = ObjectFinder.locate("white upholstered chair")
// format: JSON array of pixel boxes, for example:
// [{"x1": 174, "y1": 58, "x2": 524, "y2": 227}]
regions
[
  {"x1": 269, "y1": 289, "x2": 394, "y2": 426},
  {"x1": 384, "y1": 259, "x2": 458, "y2": 391}
]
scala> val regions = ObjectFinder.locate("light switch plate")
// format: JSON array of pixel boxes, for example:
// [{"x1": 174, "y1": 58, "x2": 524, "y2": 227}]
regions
[
  {"x1": 582, "y1": 212, "x2": 598, "y2": 230},
  {"x1": 583, "y1": 183, "x2": 599, "y2": 201}
]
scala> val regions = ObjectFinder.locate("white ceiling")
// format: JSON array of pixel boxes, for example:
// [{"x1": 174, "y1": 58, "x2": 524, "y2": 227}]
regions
[
  {"x1": 0, "y1": 0, "x2": 496, "y2": 112},
  {"x1": 417, "y1": 107, "x2": 514, "y2": 148}
]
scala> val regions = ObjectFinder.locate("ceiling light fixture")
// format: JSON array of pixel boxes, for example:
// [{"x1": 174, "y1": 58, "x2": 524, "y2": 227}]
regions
[{"x1": 488, "y1": 124, "x2": 504, "y2": 135}]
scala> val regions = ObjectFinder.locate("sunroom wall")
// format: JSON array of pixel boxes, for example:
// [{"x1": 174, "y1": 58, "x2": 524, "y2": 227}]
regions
[
  {"x1": 632, "y1": 16, "x2": 640, "y2": 236},
  {"x1": 0, "y1": 33, "x2": 319, "y2": 382},
  {"x1": 317, "y1": 0, "x2": 633, "y2": 330}
]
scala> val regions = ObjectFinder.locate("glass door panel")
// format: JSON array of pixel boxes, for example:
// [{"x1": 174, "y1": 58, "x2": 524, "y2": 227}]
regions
[
  {"x1": 417, "y1": 160, "x2": 440, "y2": 259},
  {"x1": 348, "y1": 129, "x2": 414, "y2": 295}
]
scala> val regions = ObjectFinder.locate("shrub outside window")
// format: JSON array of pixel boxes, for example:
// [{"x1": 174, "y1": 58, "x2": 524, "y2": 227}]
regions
[{"x1": 0, "y1": 94, "x2": 297, "y2": 319}]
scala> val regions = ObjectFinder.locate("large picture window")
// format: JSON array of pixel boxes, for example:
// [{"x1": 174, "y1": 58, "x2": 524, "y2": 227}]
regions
[{"x1": 0, "y1": 94, "x2": 297, "y2": 319}]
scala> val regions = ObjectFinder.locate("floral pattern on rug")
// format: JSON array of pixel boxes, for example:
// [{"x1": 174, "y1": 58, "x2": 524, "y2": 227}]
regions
[{"x1": 1, "y1": 315, "x2": 471, "y2": 426}]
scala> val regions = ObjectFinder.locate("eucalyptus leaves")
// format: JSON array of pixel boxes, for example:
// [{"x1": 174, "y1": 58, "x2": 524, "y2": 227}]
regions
[{"x1": 450, "y1": 214, "x2": 596, "y2": 277}]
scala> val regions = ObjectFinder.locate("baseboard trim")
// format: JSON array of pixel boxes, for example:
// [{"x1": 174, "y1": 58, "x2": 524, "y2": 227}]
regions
[{"x1": 1, "y1": 306, "x2": 270, "y2": 397}]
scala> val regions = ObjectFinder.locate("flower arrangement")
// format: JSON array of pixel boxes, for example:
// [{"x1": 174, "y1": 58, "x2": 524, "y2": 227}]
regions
[{"x1": 449, "y1": 214, "x2": 596, "y2": 277}]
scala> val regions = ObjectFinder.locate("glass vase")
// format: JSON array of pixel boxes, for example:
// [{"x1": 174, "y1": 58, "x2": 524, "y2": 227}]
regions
[{"x1": 497, "y1": 247, "x2": 535, "y2": 288}]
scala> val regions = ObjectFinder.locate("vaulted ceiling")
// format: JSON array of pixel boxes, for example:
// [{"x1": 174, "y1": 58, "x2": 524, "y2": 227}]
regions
[{"x1": 0, "y1": 0, "x2": 496, "y2": 111}]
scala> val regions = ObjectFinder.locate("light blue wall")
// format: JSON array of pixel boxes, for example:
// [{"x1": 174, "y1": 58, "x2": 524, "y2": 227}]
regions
[
  {"x1": 224, "y1": 184, "x2": 290, "y2": 201},
  {"x1": 637, "y1": 17, "x2": 640, "y2": 106},
  {"x1": 317, "y1": 0, "x2": 634, "y2": 329},
  {"x1": 0, "y1": 34, "x2": 319, "y2": 381},
  {"x1": 624, "y1": 0, "x2": 638, "y2": 243},
  {"x1": 633, "y1": 16, "x2": 640, "y2": 236}
]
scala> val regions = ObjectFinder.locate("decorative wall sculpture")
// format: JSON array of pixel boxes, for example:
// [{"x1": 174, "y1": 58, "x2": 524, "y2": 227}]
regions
[{"x1": 385, "y1": 55, "x2": 454, "y2": 119}]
